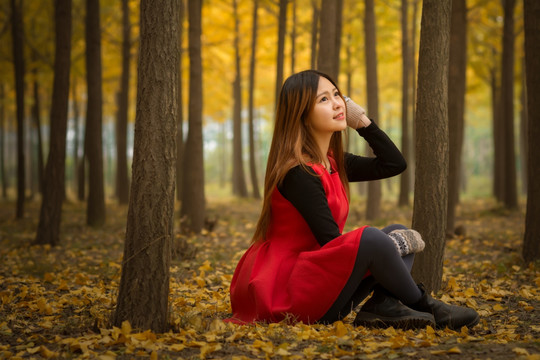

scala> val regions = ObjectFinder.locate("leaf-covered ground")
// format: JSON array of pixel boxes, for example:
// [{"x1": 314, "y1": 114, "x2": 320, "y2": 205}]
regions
[{"x1": 0, "y1": 198, "x2": 539, "y2": 359}]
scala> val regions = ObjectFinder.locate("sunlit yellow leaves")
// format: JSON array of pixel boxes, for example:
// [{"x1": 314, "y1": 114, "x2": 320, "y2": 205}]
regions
[{"x1": 430, "y1": 346, "x2": 461, "y2": 355}]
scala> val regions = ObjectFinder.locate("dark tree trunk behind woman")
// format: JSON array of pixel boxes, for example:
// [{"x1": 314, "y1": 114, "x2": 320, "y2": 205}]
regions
[
  {"x1": 85, "y1": 0, "x2": 106, "y2": 226},
  {"x1": 35, "y1": 0, "x2": 72, "y2": 246},
  {"x1": 11, "y1": 0, "x2": 25, "y2": 219},
  {"x1": 523, "y1": 0, "x2": 540, "y2": 262}
]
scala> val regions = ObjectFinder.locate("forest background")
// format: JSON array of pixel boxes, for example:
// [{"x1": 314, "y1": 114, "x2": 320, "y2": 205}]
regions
[
  {"x1": 1, "y1": 0, "x2": 540, "y2": 359},
  {"x1": 0, "y1": 0, "x2": 527, "y2": 206}
]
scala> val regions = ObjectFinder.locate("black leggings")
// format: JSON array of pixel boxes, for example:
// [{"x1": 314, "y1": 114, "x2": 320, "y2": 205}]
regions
[{"x1": 318, "y1": 224, "x2": 422, "y2": 324}]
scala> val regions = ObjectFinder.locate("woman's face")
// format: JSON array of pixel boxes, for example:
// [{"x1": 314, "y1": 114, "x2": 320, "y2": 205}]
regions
[{"x1": 307, "y1": 76, "x2": 347, "y2": 136}]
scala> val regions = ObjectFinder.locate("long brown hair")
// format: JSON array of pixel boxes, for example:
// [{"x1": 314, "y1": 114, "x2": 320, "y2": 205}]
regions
[{"x1": 252, "y1": 70, "x2": 349, "y2": 243}]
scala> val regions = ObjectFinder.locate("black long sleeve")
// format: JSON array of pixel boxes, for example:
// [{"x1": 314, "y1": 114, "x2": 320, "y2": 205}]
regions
[
  {"x1": 278, "y1": 122, "x2": 406, "y2": 246},
  {"x1": 345, "y1": 121, "x2": 407, "y2": 182}
]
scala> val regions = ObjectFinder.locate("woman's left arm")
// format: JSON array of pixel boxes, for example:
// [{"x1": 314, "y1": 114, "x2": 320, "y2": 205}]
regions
[{"x1": 345, "y1": 121, "x2": 407, "y2": 182}]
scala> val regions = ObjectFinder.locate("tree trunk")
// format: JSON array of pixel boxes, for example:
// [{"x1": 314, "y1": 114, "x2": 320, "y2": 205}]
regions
[
  {"x1": 520, "y1": 55, "x2": 527, "y2": 195},
  {"x1": 11, "y1": 0, "x2": 25, "y2": 219},
  {"x1": 232, "y1": 0, "x2": 248, "y2": 198},
  {"x1": 0, "y1": 84, "x2": 6, "y2": 198},
  {"x1": 275, "y1": 0, "x2": 287, "y2": 107},
  {"x1": 71, "y1": 78, "x2": 81, "y2": 199},
  {"x1": 85, "y1": 0, "x2": 106, "y2": 226},
  {"x1": 176, "y1": 0, "x2": 185, "y2": 202},
  {"x1": 248, "y1": 0, "x2": 261, "y2": 199},
  {"x1": 398, "y1": 0, "x2": 410, "y2": 207},
  {"x1": 31, "y1": 67, "x2": 44, "y2": 194},
  {"x1": 523, "y1": 0, "x2": 540, "y2": 262},
  {"x1": 364, "y1": 0, "x2": 381, "y2": 221},
  {"x1": 113, "y1": 0, "x2": 178, "y2": 332},
  {"x1": 116, "y1": 0, "x2": 131, "y2": 205},
  {"x1": 411, "y1": 0, "x2": 451, "y2": 292},
  {"x1": 409, "y1": 0, "x2": 420, "y2": 193},
  {"x1": 180, "y1": 0, "x2": 205, "y2": 233},
  {"x1": 446, "y1": 0, "x2": 467, "y2": 236},
  {"x1": 317, "y1": 0, "x2": 341, "y2": 79},
  {"x1": 501, "y1": 0, "x2": 518, "y2": 209},
  {"x1": 35, "y1": 0, "x2": 72, "y2": 246},
  {"x1": 491, "y1": 66, "x2": 504, "y2": 201},
  {"x1": 290, "y1": 0, "x2": 296, "y2": 74},
  {"x1": 310, "y1": 0, "x2": 319, "y2": 70}
]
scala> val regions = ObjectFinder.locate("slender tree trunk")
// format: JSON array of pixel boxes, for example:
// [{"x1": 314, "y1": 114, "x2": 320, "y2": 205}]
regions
[
  {"x1": 364, "y1": 0, "x2": 381, "y2": 221},
  {"x1": 447, "y1": 0, "x2": 467, "y2": 236},
  {"x1": 523, "y1": 0, "x2": 540, "y2": 262},
  {"x1": 520, "y1": 55, "x2": 527, "y2": 195},
  {"x1": 113, "y1": 0, "x2": 178, "y2": 332},
  {"x1": 176, "y1": 0, "x2": 185, "y2": 202},
  {"x1": 232, "y1": 0, "x2": 248, "y2": 198},
  {"x1": 71, "y1": 78, "x2": 81, "y2": 198},
  {"x1": 317, "y1": 0, "x2": 340, "y2": 79},
  {"x1": 11, "y1": 0, "x2": 25, "y2": 219},
  {"x1": 0, "y1": 84, "x2": 6, "y2": 198},
  {"x1": 501, "y1": 0, "x2": 518, "y2": 209},
  {"x1": 409, "y1": 0, "x2": 420, "y2": 192},
  {"x1": 181, "y1": 0, "x2": 205, "y2": 233},
  {"x1": 398, "y1": 0, "x2": 410, "y2": 207},
  {"x1": 310, "y1": 0, "x2": 320, "y2": 70},
  {"x1": 116, "y1": 0, "x2": 131, "y2": 205},
  {"x1": 491, "y1": 67, "x2": 504, "y2": 201},
  {"x1": 248, "y1": 0, "x2": 261, "y2": 199},
  {"x1": 31, "y1": 67, "x2": 44, "y2": 194},
  {"x1": 85, "y1": 0, "x2": 106, "y2": 226},
  {"x1": 275, "y1": 0, "x2": 287, "y2": 107},
  {"x1": 35, "y1": 0, "x2": 72, "y2": 246},
  {"x1": 411, "y1": 0, "x2": 451, "y2": 292},
  {"x1": 290, "y1": 0, "x2": 296, "y2": 74}
]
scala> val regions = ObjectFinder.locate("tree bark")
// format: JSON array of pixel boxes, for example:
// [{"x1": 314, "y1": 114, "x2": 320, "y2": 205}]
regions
[
  {"x1": 31, "y1": 65, "x2": 44, "y2": 194},
  {"x1": 11, "y1": 0, "x2": 25, "y2": 219},
  {"x1": 491, "y1": 66, "x2": 504, "y2": 201},
  {"x1": 411, "y1": 0, "x2": 451, "y2": 292},
  {"x1": 364, "y1": 0, "x2": 381, "y2": 221},
  {"x1": 519, "y1": 55, "x2": 527, "y2": 195},
  {"x1": 248, "y1": 0, "x2": 261, "y2": 199},
  {"x1": 116, "y1": 0, "x2": 131, "y2": 205},
  {"x1": 176, "y1": 0, "x2": 185, "y2": 202},
  {"x1": 71, "y1": 78, "x2": 81, "y2": 199},
  {"x1": 85, "y1": 0, "x2": 106, "y2": 226},
  {"x1": 447, "y1": 0, "x2": 467, "y2": 236},
  {"x1": 113, "y1": 0, "x2": 178, "y2": 332},
  {"x1": 523, "y1": 0, "x2": 540, "y2": 262},
  {"x1": 232, "y1": 0, "x2": 248, "y2": 198},
  {"x1": 310, "y1": 0, "x2": 320, "y2": 70},
  {"x1": 35, "y1": 0, "x2": 72, "y2": 246},
  {"x1": 0, "y1": 84, "x2": 6, "y2": 198},
  {"x1": 500, "y1": 0, "x2": 518, "y2": 209},
  {"x1": 180, "y1": 0, "x2": 205, "y2": 233},
  {"x1": 398, "y1": 0, "x2": 410, "y2": 207},
  {"x1": 275, "y1": 0, "x2": 287, "y2": 107},
  {"x1": 317, "y1": 0, "x2": 341, "y2": 79},
  {"x1": 290, "y1": 0, "x2": 296, "y2": 74}
]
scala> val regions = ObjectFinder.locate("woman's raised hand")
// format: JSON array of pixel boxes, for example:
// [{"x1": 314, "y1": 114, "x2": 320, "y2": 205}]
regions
[{"x1": 344, "y1": 97, "x2": 372, "y2": 129}]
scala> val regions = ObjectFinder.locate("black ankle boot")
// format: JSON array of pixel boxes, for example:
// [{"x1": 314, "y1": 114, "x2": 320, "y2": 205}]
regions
[
  {"x1": 410, "y1": 284, "x2": 480, "y2": 330},
  {"x1": 354, "y1": 287, "x2": 435, "y2": 330}
]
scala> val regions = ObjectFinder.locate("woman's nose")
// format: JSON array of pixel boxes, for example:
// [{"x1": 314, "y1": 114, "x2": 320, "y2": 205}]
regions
[{"x1": 333, "y1": 97, "x2": 344, "y2": 108}]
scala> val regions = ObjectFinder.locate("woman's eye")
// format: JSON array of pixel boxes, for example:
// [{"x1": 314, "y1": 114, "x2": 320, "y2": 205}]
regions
[
  {"x1": 320, "y1": 96, "x2": 328, "y2": 102},
  {"x1": 334, "y1": 91, "x2": 340, "y2": 97}
]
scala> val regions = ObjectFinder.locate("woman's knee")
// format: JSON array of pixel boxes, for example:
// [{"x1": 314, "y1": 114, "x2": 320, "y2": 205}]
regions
[
  {"x1": 381, "y1": 223, "x2": 408, "y2": 234},
  {"x1": 360, "y1": 227, "x2": 399, "y2": 256}
]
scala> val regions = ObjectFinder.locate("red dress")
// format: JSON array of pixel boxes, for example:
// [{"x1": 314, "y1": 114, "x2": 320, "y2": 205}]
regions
[{"x1": 228, "y1": 160, "x2": 366, "y2": 324}]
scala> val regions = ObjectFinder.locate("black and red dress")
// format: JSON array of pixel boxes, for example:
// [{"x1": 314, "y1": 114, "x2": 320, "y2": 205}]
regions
[{"x1": 228, "y1": 122, "x2": 406, "y2": 324}]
